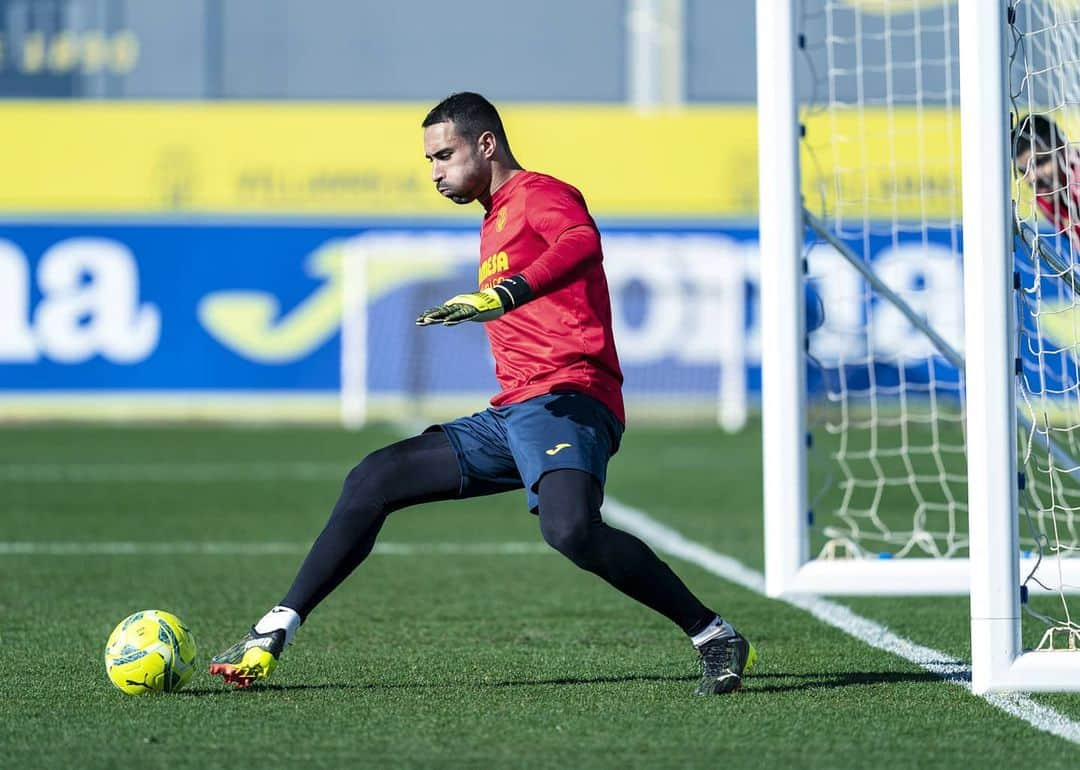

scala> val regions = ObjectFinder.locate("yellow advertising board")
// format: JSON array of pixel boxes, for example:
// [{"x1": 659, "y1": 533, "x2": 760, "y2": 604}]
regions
[{"x1": 2, "y1": 102, "x2": 960, "y2": 219}]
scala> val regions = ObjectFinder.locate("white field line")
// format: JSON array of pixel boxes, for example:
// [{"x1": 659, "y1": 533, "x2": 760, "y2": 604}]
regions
[
  {"x1": 0, "y1": 541, "x2": 552, "y2": 556},
  {"x1": 601, "y1": 496, "x2": 1080, "y2": 746}
]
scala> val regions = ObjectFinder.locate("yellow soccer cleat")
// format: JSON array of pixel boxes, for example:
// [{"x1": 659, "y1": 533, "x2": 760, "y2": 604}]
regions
[{"x1": 208, "y1": 627, "x2": 285, "y2": 689}]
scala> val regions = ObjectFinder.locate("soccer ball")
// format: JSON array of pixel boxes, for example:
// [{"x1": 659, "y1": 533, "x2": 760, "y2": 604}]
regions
[{"x1": 104, "y1": 610, "x2": 197, "y2": 695}]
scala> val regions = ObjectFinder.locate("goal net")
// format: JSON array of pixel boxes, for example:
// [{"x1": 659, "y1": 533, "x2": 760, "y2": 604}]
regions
[
  {"x1": 798, "y1": 0, "x2": 969, "y2": 567},
  {"x1": 1008, "y1": 0, "x2": 1080, "y2": 653},
  {"x1": 762, "y1": 0, "x2": 1080, "y2": 618}
]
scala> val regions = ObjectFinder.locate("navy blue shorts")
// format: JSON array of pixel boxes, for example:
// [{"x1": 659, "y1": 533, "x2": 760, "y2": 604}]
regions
[{"x1": 430, "y1": 391, "x2": 624, "y2": 513}]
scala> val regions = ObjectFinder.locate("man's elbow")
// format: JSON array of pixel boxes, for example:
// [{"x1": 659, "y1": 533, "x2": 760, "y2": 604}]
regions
[{"x1": 561, "y1": 224, "x2": 602, "y2": 256}]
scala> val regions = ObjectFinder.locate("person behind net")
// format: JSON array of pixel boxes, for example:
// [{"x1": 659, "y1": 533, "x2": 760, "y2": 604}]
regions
[
  {"x1": 1013, "y1": 112, "x2": 1080, "y2": 242},
  {"x1": 208, "y1": 92, "x2": 757, "y2": 696}
]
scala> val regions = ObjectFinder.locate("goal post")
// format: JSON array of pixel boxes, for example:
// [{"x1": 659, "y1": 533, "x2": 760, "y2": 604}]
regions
[
  {"x1": 757, "y1": 0, "x2": 810, "y2": 598},
  {"x1": 758, "y1": 0, "x2": 1080, "y2": 691},
  {"x1": 757, "y1": 0, "x2": 984, "y2": 596},
  {"x1": 957, "y1": 0, "x2": 1028, "y2": 692},
  {"x1": 963, "y1": 0, "x2": 1080, "y2": 693}
]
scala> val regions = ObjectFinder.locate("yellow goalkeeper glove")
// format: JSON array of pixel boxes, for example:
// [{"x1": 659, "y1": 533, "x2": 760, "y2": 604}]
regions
[
  {"x1": 415, "y1": 276, "x2": 532, "y2": 327},
  {"x1": 416, "y1": 288, "x2": 504, "y2": 326}
]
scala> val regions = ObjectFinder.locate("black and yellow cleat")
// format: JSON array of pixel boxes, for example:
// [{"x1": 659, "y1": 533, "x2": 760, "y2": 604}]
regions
[
  {"x1": 209, "y1": 627, "x2": 285, "y2": 689},
  {"x1": 695, "y1": 632, "x2": 757, "y2": 695}
]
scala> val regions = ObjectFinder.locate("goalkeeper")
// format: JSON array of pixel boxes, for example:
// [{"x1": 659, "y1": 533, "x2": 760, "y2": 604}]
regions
[{"x1": 210, "y1": 92, "x2": 755, "y2": 696}]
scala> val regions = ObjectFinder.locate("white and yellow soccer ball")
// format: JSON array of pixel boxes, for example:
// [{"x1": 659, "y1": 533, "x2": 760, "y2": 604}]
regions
[{"x1": 104, "y1": 610, "x2": 197, "y2": 695}]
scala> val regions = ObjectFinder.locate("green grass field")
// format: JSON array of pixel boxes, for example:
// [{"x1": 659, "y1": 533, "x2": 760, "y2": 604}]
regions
[{"x1": 3, "y1": 421, "x2": 1080, "y2": 769}]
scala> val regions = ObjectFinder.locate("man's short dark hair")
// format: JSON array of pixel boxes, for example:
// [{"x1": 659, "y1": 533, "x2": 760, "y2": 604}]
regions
[
  {"x1": 1014, "y1": 112, "x2": 1066, "y2": 161},
  {"x1": 423, "y1": 92, "x2": 510, "y2": 147}
]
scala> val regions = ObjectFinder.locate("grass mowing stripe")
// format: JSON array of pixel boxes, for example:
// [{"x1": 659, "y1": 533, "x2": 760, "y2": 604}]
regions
[
  {"x1": 0, "y1": 541, "x2": 553, "y2": 556},
  {"x1": 0, "y1": 461, "x2": 347, "y2": 482},
  {"x1": 601, "y1": 495, "x2": 1080, "y2": 746}
]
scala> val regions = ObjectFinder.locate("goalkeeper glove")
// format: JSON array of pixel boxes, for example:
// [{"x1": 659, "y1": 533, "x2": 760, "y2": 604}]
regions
[{"x1": 416, "y1": 275, "x2": 532, "y2": 326}]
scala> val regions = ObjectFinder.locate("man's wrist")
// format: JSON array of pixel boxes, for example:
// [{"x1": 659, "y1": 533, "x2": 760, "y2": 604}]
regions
[{"x1": 491, "y1": 274, "x2": 533, "y2": 311}]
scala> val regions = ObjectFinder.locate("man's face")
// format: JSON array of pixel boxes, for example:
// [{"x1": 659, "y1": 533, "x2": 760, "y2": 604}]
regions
[
  {"x1": 423, "y1": 121, "x2": 491, "y2": 205},
  {"x1": 1016, "y1": 146, "x2": 1066, "y2": 195}
]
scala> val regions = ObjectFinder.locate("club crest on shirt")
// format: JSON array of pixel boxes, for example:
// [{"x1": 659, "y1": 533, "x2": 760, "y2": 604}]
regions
[{"x1": 495, "y1": 208, "x2": 507, "y2": 232}]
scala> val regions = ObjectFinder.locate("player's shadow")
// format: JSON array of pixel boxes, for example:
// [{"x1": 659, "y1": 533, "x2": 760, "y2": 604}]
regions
[
  {"x1": 179, "y1": 684, "x2": 351, "y2": 696},
  {"x1": 740, "y1": 670, "x2": 945, "y2": 693},
  {"x1": 181, "y1": 670, "x2": 945, "y2": 696},
  {"x1": 179, "y1": 673, "x2": 698, "y2": 696},
  {"x1": 484, "y1": 673, "x2": 699, "y2": 687}
]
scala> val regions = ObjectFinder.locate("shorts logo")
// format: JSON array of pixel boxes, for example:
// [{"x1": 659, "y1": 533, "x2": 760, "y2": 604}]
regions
[{"x1": 545, "y1": 443, "x2": 572, "y2": 456}]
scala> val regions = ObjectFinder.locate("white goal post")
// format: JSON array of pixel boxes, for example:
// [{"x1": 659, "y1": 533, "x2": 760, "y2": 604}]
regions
[
  {"x1": 758, "y1": 0, "x2": 1080, "y2": 692},
  {"x1": 960, "y1": 0, "x2": 1080, "y2": 693},
  {"x1": 759, "y1": 0, "x2": 988, "y2": 596}
]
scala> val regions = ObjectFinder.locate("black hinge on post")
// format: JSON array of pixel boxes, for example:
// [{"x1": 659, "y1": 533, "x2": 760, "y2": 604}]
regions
[
  {"x1": 1015, "y1": 357, "x2": 1023, "y2": 376},
  {"x1": 1020, "y1": 584, "x2": 1029, "y2": 605},
  {"x1": 807, "y1": 510, "x2": 815, "y2": 526},
  {"x1": 1007, "y1": 5, "x2": 1016, "y2": 25},
  {"x1": 798, "y1": 33, "x2": 806, "y2": 50},
  {"x1": 1018, "y1": 472, "x2": 1026, "y2": 491},
  {"x1": 1013, "y1": 271, "x2": 1021, "y2": 290}
]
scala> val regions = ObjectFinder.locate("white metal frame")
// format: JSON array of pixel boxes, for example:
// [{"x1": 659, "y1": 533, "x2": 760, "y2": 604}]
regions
[
  {"x1": 756, "y1": 0, "x2": 959, "y2": 597},
  {"x1": 340, "y1": 230, "x2": 752, "y2": 431},
  {"x1": 959, "y1": 0, "x2": 1080, "y2": 693},
  {"x1": 757, "y1": 0, "x2": 1080, "y2": 608},
  {"x1": 757, "y1": 0, "x2": 810, "y2": 598},
  {"x1": 627, "y1": 0, "x2": 685, "y2": 110},
  {"x1": 340, "y1": 239, "x2": 369, "y2": 430}
]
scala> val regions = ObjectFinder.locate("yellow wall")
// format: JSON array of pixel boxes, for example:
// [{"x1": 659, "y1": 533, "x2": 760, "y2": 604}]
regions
[{"x1": 4, "y1": 102, "x2": 960, "y2": 219}]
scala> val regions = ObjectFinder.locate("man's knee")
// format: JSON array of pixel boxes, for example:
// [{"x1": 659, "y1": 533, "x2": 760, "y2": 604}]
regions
[
  {"x1": 342, "y1": 449, "x2": 390, "y2": 495},
  {"x1": 537, "y1": 470, "x2": 604, "y2": 564},
  {"x1": 539, "y1": 513, "x2": 594, "y2": 562}
]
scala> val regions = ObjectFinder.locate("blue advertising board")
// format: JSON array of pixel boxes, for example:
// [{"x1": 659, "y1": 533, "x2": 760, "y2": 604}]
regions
[{"x1": 0, "y1": 220, "x2": 984, "y2": 417}]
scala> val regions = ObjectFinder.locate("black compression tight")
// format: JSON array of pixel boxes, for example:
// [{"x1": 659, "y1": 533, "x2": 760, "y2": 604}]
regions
[
  {"x1": 281, "y1": 431, "x2": 462, "y2": 619},
  {"x1": 536, "y1": 469, "x2": 714, "y2": 635},
  {"x1": 281, "y1": 431, "x2": 715, "y2": 636}
]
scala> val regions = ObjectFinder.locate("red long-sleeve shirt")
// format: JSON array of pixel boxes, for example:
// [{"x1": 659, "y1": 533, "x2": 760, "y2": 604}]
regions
[
  {"x1": 1034, "y1": 156, "x2": 1080, "y2": 244},
  {"x1": 478, "y1": 171, "x2": 625, "y2": 424}
]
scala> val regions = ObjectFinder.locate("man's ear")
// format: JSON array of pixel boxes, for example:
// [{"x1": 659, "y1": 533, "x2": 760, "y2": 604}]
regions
[{"x1": 477, "y1": 131, "x2": 497, "y2": 160}]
